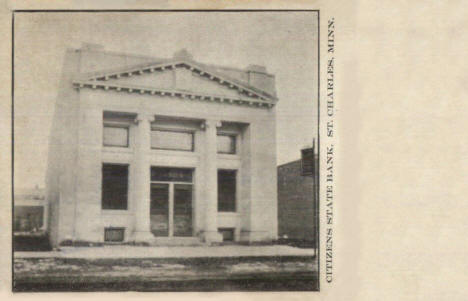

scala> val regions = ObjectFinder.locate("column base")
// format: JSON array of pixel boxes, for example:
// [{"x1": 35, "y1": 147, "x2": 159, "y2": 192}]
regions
[
  {"x1": 130, "y1": 231, "x2": 154, "y2": 243},
  {"x1": 202, "y1": 231, "x2": 223, "y2": 244}
]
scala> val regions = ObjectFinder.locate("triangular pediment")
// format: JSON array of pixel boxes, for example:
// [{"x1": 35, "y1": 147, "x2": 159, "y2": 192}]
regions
[
  {"x1": 96, "y1": 66, "x2": 247, "y2": 100},
  {"x1": 73, "y1": 60, "x2": 277, "y2": 108},
  {"x1": 76, "y1": 60, "x2": 276, "y2": 100}
]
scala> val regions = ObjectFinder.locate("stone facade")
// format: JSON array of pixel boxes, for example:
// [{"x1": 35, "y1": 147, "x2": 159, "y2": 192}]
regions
[{"x1": 46, "y1": 45, "x2": 278, "y2": 247}]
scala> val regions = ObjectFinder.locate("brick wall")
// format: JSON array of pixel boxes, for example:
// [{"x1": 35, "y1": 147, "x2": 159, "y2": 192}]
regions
[{"x1": 277, "y1": 159, "x2": 318, "y2": 244}]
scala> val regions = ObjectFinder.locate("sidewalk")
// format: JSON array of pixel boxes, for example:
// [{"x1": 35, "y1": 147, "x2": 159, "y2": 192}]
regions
[{"x1": 15, "y1": 245, "x2": 315, "y2": 259}]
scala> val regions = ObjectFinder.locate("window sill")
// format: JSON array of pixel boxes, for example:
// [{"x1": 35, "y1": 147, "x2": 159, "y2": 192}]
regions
[
  {"x1": 217, "y1": 154, "x2": 241, "y2": 160},
  {"x1": 151, "y1": 149, "x2": 199, "y2": 157},
  {"x1": 218, "y1": 211, "x2": 239, "y2": 216},
  {"x1": 101, "y1": 210, "x2": 132, "y2": 215},
  {"x1": 103, "y1": 147, "x2": 134, "y2": 154}
]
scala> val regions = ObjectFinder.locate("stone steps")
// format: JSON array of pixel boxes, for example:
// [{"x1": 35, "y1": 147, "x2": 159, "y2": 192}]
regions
[{"x1": 150, "y1": 237, "x2": 204, "y2": 246}]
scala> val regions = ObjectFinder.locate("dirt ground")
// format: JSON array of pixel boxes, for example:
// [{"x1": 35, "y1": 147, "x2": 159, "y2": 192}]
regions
[{"x1": 13, "y1": 256, "x2": 318, "y2": 292}]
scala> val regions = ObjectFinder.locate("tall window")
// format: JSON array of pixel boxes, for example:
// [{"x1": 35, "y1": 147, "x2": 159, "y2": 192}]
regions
[
  {"x1": 103, "y1": 125, "x2": 129, "y2": 147},
  {"x1": 151, "y1": 129, "x2": 194, "y2": 151},
  {"x1": 218, "y1": 169, "x2": 237, "y2": 212},
  {"x1": 102, "y1": 164, "x2": 128, "y2": 210},
  {"x1": 217, "y1": 134, "x2": 236, "y2": 154}
]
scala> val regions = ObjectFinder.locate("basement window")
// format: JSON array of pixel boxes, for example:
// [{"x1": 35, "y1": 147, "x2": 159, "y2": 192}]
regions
[
  {"x1": 218, "y1": 228, "x2": 235, "y2": 242},
  {"x1": 102, "y1": 164, "x2": 128, "y2": 210},
  {"x1": 104, "y1": 227, "x2": 125, "y2": 242}
]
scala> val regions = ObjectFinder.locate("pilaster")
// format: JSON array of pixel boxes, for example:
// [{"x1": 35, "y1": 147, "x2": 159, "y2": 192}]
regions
[
  {"x1": 202, "y1": 119, "x2": 223, "y2": 244},
  {"x1": 130, "y1": 113, "x2": 155, "y2": 242}
]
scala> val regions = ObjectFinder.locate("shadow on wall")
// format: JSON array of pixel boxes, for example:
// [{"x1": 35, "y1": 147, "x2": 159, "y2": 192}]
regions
[{"x1": 14, "y1": 233, "x2": 52, "y2": 252}]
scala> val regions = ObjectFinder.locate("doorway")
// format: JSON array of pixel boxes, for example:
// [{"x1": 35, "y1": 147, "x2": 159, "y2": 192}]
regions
[{"x1": 150, "y1": 167, "x2": 193, "y2": 237}]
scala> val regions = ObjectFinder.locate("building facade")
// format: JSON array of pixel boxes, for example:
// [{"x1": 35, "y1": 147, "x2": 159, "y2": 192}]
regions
[
  {"x1": 46, "y1": 45, "x2": 278, "y2": 247},
  {"x1": 14, "y1": 186, "x2": 48, "y2": 233},
  {"x1": 277, "y1": 158, "x2": 318, "y2": 246}
]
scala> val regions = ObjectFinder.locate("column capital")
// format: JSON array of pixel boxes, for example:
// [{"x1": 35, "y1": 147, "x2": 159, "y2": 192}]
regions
[
  {"x1": 135, "y1": 113, "x2": 155, "y2": 124},
  {"x1": 202, "y1": 119, "x2": 222, "y2": 129}
]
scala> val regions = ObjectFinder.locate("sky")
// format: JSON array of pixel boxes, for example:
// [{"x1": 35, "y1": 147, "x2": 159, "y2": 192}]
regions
[{"x1": 14, "y1": 12, "x2": 318, "y2": 188}]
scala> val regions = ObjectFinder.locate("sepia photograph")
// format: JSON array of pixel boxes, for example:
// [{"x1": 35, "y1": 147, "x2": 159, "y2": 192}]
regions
[{"x1": 12, "y1": 10, "x2": 319, "y2": 292}]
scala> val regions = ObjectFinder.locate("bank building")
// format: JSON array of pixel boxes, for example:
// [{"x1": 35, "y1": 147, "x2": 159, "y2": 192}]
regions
[{"x1": 46, "y1": 44, "x2": 278, "y2": 247}]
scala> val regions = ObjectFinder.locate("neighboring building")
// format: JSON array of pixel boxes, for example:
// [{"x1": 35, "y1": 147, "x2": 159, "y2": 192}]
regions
[
  {"x1": 277, "y1": 158, "x2": 318, "y2": 245},
  {"x1": 14, "y1": 186, "x2": 48, "y2": 233},
  {"x1": 46, "y1": 44, "x2": 278, "y2": 247}
]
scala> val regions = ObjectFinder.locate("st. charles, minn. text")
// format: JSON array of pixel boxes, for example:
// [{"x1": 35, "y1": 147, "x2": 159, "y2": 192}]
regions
[{"x1": 325, "y1": 17, "x2": 335, "y2": 284}]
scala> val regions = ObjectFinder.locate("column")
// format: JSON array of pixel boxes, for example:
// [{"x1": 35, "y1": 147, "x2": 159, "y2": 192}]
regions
[
  {"x1": 168, "y1": 184, "x2": 174, "y2": 237},
  {"x1": 131, "y1": 113, "x2": 155, "y2": 242},
  {"x1": 202, "y1": 119, "x2": 223, "y2": 244},
  {"x1": 41, "y1": 200, "x2": 49, "y2": 231}
]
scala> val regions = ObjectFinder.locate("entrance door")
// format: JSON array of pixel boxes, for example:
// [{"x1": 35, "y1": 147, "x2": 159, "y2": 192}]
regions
[
  {"x1": 174, "y1": 184, "x2": 193, "y2": 237},
  {"x1": 150, "y1": 183, "x2": 169, "y2": 236},
  {"x1": 150, "y1": 167, "x2": 194, "y2": 237}
]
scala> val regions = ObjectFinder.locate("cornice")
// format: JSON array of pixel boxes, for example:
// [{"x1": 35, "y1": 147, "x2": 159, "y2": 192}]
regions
[{"x1": 73, "y1": 80, "x2": 275, "y2": 109}]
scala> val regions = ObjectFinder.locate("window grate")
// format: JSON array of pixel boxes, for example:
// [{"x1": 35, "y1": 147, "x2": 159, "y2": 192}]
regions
[
  {"x1": 104, "y1": 227, "x2": 125, "y2": 242},
  {"x1": 219, "y1": 228, "x2": 235, "y2": 242}
]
